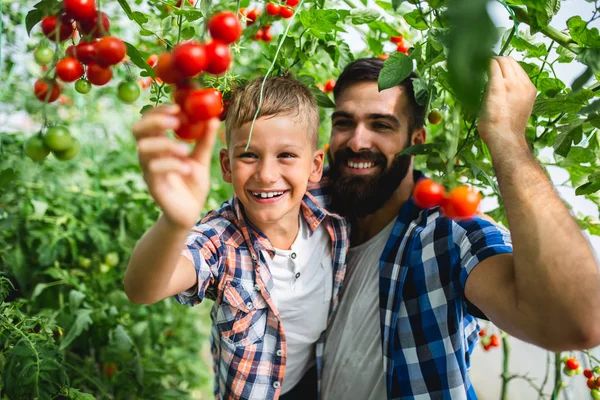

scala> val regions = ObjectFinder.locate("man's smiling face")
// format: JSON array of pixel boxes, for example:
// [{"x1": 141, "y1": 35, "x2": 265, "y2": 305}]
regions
[{"x1": 328, "y1": 81, "x2": 417, "y2": 218}]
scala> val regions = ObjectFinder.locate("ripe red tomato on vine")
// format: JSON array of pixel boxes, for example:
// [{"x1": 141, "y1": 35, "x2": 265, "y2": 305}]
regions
[
  {"x1": 204, "y1": 41, "x2": 231, "y2": 75},
  {"x1": 413, "y1": 179, "x2": 445, "y2": 209},
  {"x1": 56, "y1": 57, "x2": 84, "y2": 82},
  {"x1": 63, "y1": 0, "x2": 97, "y2": 22},
  {"x1": 86, "y1": 62, "x2": 113, "y2": 86},
  {"x1": 279, "y1": 6, "x2": 293, "y2": 18},
  {"x1": 34, "y1": 79, "x2": 61, "y2": 102},
  {"x1": 95, "y1": 36, "x2": 126, "y2": 66},
  {"x1": 266, "y1": 3, "x2": 281, "y2": 16},
  {"x1": 184, "y1": 88, "x2": 223, "y2": 122},
  {"x1": 208, "y1": 11, "x2": 242, "y2": 43},
  {"x1": 41, "y1": 15, "x2": 73, "y2": 42}
]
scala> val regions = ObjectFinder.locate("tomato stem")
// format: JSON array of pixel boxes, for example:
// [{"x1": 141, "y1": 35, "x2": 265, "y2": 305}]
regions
[{"x1": 552, "y1": 352, "x2": 563, "y2": 400}]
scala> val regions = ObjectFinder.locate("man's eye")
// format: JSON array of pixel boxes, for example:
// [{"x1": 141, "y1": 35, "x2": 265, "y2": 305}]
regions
[
  {"x1": 373, "y1": 122, "x2": 391, "y2": 130},
  {"x1": 333, "y1": 120, "x2": 352, "y2": 127}
]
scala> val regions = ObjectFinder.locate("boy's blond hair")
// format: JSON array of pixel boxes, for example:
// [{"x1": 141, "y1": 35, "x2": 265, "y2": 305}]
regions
[{"x1": 225, "y1": 76, "x2": 320, "y2": 149}]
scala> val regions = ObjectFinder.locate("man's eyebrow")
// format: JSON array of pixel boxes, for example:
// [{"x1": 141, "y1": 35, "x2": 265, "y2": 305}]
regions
[
  {"x1": 331, "y1": 111, "x2": 400, "y2": 126},
  {"x1": 331, "y1": 111, "x2": 353, "y2": 120}
]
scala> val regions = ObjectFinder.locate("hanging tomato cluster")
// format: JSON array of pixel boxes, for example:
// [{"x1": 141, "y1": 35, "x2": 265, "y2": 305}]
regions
[
  {"x1": 559, "y1": 356, "x2": 600, "y2": 399},
  {"x1": 33, "y1": 0, "x2": 136, "y2": 105},
  {"x1": 412, "y1": 178, "x2": 482, "y2": 220},
  {"x1": 478, "y1": 329, "x2": 500, "y2": 351},
  {"x1": 152, "y1": 11, "x2": 241, "y2": 142},
  {"x1": 390, "y1": 35, "x2": 409, "y2": 54}
]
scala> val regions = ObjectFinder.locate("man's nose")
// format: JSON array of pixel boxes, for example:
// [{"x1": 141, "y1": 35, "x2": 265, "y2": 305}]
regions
[{"x1": 346, "y1": 123, "x2": 372, "y2": 153}]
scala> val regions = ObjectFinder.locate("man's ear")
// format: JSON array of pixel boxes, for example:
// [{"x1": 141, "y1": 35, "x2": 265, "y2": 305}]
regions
[
  {"x1": 411, "y1": 128, "x2": 426, "y2": 146},
  {"x1": 219, "y1": 148, "x2": 232, "y2": 183},
  {"x1": 309, "y1": 149, "x2": 325, "y2": 183}
]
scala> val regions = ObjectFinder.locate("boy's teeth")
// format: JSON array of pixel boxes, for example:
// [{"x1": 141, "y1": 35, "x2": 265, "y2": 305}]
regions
[
  {"x1": 252, "y1": 191, "x2": 284, "y2": 198},
  {"x1": 348, "y1": 161, "x2": 374, "y2": 169}
]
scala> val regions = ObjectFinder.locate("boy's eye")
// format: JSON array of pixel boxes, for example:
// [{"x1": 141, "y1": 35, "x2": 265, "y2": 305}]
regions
[
  {"x1": 239, "y1": 152, "x2": 257, "y2": 159},
  {"x1": 279, "y1": 152, "x2": 296, "y2": 158}
]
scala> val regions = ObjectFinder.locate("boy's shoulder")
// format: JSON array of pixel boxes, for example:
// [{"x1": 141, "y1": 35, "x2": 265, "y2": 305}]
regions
[{"x1": 192, "y1": 198, "x2": 245, "y2": 246}]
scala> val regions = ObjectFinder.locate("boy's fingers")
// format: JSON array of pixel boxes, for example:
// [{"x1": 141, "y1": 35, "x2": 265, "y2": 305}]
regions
[
  {"x1": 133, "y1": 114, "x2": 181, "y2": 139},
  {"x1": 138, "y1": 137, "x2": 190, "y2": 167},
  {"x1": 142, "y1": 104, "x2": 180, "y2": 116},
  {"x1": 190, "y1": 118, "x2": 220, "y2": 166},
  {"x1": 147, "y1": 157, "x2": 192, "y2": 175}
]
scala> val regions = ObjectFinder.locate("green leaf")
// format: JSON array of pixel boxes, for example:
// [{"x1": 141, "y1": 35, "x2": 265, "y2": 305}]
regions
[
  {"x1": 510, "y1": 36, "x2": 548, "y2": 58},
  {"x1": 392, "y1": 0, "x2": 404, "y2": 10},
  {"x1": 576, "y1": 180, "x2": 600, "y2": 196},
  {"x1": 518, "y1": 0, "x2": 561, "y2": 32},
  {"x1": 556, "y1": 45, "x2": 577, "y2": 63},
  {"x1": 367, "y1": 37, "x2": 384, "y2": 56},
  {"x1": 311, "y1": 88, "x2": 335, "y2": 108},
  {"x1": 124, "y1": 42, "x2": 155, "y2": 78},
  {"x1": 375, "y1": 1, "x2": 393, "y2": 11},
  {"x1": 403, "y1": 9, "x2": 428, "y2": 30},
  {"x1": 335, "y1": 42, "x2": 354, "y2": 71},
  {"x1": 60, "y1": 309, "x2": 93, "y2": 350},
  {"x1": 298, "y1": 9, "x2": 345, "y2": 40},
  {"x1": 181, "y1": 26, "x2": 196, "y2": 40},
  {"x1": 537, "y1": 77, "x2": 565, "y2": 97},
  {"x1": 533, "y1": 89, "x2": 594, "y2": 115},
  {"x1": 111, "y1": 325, "x2": 134, "y2": 353},
  {"x1": 69, "y1": 290, "x2": 86, "y2": 313},
  {"x1": 68, "y1": 388, "x2": 96, "y2": 400},
  {"x1": 567, "y1": 16, "x2": 600, "y2": 48},
  {"x1": 446, "y1": 0, "x2": 496, "y2": 113},
  {"x1": 397, "y1": 143, "x2": 443, "y2": 156},
  {"x1": 378, "y1": 52, "x2": 413, "y2": 91},
  {"x1": 553, "y1": 124, "x2": 583, "y2": 157},
  {"x1": 350, "y1": 9, "x2": 380, "y2": 24},
  {"x1": 25, "y1": 0, "x2": 58, "y2": 36}
]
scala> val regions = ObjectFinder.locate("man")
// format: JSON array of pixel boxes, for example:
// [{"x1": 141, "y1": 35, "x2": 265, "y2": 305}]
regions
[{"x1": 321, "y1": 57, "x2": 600, "y2": 399}]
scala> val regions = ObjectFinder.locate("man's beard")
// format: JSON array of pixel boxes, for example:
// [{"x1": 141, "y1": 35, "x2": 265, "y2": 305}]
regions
[{"x1": 328, "y1": 147, "x2": 411, "y2": 218}]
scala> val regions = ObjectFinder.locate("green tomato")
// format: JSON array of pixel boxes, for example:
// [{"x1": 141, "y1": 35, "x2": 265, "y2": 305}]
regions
[
  {"x1": 79, "y1": 257, "x2": 91, "y2": 268},
  {"x1": 592, "y1": 389, "x2": 600, "y2": 400},
  {"x1": 117, "y1": 81, "x2": 141, "y2": 104},
  {"x1": 75, "y1": 79, "x2": 92, "y2": 94},
  {"x1": 99, "y1": 263, "x2": 111, "y2": 274},
  {"x1": 563, "y1": 366, "x2": 577, "y2": 376},
  {"x1": 480, "y1": 336, "x2": 491, "y2": 347},
  {"x1": 44, "y1": 126, "x2": 73, "y2": 152},
  {"x1": 24, "y1": 136, "x2": 50, "y2": 161},
  {"x1": 53, "y1": 137, "x2": 80, "y2": 161},
  {"x1": 34, "y1": 46, "x2": 54, "y2": 66},
  {"x1": 104, "y1": 252, "x2": 120, "y2": 267}
]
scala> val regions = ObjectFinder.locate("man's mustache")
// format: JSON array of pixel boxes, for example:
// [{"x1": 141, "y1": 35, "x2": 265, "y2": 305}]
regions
[{"x1": 332, "y1": 149, "x2": 387, "y2": 167}]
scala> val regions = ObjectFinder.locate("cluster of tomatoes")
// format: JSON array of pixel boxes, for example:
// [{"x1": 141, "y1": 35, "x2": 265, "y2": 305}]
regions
[
  {"x1": 25, "y1": 126, "x2": 79, "y2": 162},
  {"x1": 478, "y1": 329, "x2": 500, "y2": 351},
  {"x1": 390, "y1": 35, "x2": 409, "y2": 55},
  {"x1": 560, "y1": 357, "x2": 600, "y2": 399},
  {"x1": 318, "y1": 79, "x2": 336, "y2": 93},
  {"x1": 152, "y1": 11, "x2": 241, "y2": 141},
  {"x1": 34, "y1": 0, "x2": 136, "y2": 105},
  {"x1": 412, "y1": 178, "x2": 481, "y2": 220}
]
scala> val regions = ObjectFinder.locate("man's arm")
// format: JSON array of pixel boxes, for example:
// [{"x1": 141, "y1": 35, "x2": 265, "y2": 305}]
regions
[{"x1": 464, "y1": 57, "x2": 600, "y2": 351}]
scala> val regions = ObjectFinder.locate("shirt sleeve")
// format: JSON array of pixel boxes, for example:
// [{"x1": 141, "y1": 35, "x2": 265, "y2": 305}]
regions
[
  {"x1": 173, "y1": 225, "x2": 226, "y2": 306},
  {"x1": 453, "y1": 216, "x2": 513, "y2": 295}
]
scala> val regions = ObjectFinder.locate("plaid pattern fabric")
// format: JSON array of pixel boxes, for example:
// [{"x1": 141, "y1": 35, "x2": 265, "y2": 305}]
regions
[
  {"x1": 379, "y1": 171, "x2": 513, "y2": 399},
  {"x1": 175, "y1": 183, "x2": 348, "y2": 400}
]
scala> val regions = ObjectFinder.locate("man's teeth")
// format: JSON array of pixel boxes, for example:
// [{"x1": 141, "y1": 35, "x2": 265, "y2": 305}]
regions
[
  {"x1": 348, "y1": 161, "x2": 375, "y2": 169},
  {"x1": 252, "y1": 191, "x2": 284, "y2": 198}
]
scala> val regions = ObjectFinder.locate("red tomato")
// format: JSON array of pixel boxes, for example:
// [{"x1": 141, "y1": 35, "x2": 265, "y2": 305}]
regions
[
  {"x1": 184, "y1": 89, "x2": 223, "y2": 122},
  {"x1": 585, "y1": 369, "x2": 594, "y2": 379},
  {"x1": 204, "y1": 41, "x2": 232, "y2": 75},
  {"x1": 413, "y1": 179, "x2": 445, "y2": 209},
  {"x1": 377, "y1": 53, "x2": 390, "y2": 60},
  {"x1": 440, "y1": 197, "x2": 459, "y2": 219},
  {"x1": 566, "y1": 358, "x2": 579, "y2": 371},
  {"x1": 104, "y1": 362, "x2": 117, "y2": 377},
  {"x1": 219, "y1": 99, "x2": 230, "y2": 121},
  {"x1": 589, "y1": 377, "x2": 597, "y2": 390},
  {"x1": 78, "y1": 11, "x2": 110, "y2": 37},
  {"x1": 41, "y1": 15, "x2": 73, "y2": 42},
  {"x1": 154, "y1": 52, "x2": 183, "y2": 85},
  {"x1": 63, "y1": 0, "x2": 97, "y2": 21},
  {"x1": 208, "y1": 11, "x2": 242, "y2": 43},
  {"x1": 490, "y1": 334, "x2": 500, "y2": 347},
  {"x1": 172, "y1": 42, "x2": 207, "y2": 77},
  {"x1": 66, "y1": 45, "x2": 77, "y2": 58},
  {"x1": 175, "y1": 113, "x2": 207, "y2": 141},
  {"x1": 245, "y1": 9, "x2": 260, "y2": 26},
  {"x1": 254, "y1": 29, "x2": 265, "y2": 41},
  {"x1": 95, "y1": 36, "x2": 126, "y2": 66},
  {"x1": 323, "y1": 79, "x2": 336, "y2": 93},
  {"x1": 175, "y1": 0, "x2": 195, "y2": 6},
  {"x1": 596, "y1": 377, "x2": 600, "y2": 388},
  {"x1": 279, "y1": 6, "x2": 293, "y2": 18},
  {"x1": 262, "y1": 28, "x2": 273, "y2": 42},
  {"x1": 447, "y1": 186, "x2": 480, "y2": 219},
  {"x1": 286, "y1": 0, "x2": 300, "y2": 6},
  {"x1": 483, "y1": 344, "x2": 491, "y2": 351},
  {"x1": 390, "y1": 35, "x2": 403, "y2": 44},
  {"x1": 172, "y1": 81, "x2": 197, "y2": 108},
  {"x1": 146, "y1": 54, "x2": 159, "y2": 67},
  {"x1": 86, "y1": 62, "x2": 113, "y2": 85},
  {"x1": 56, "y1": 57, "x2": 84, "y2": 82},
  {"x1": 266, "y1": 3, "x2": 281, "y2": 15},
  {"x1": 34, "y1": 79, "x2": 61, "y2": 102},
  {"x1": 397, "y1": 42, "x2": 409, "y2": 54},
  {"x1": 478, "y1": 329, "x2": 486, "y2": 337},
  {"x1": 75, "y1": 41, "x2": 97, "y2": 64}
]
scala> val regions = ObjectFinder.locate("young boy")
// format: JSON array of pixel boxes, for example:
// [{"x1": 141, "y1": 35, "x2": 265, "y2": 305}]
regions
[{"x1": 124, "y1": 77, "x2": 348, "y2": 400}]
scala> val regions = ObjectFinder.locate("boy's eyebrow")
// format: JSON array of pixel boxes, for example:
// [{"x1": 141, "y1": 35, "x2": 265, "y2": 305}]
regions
[
  {"x1": 332, "y1": 111, "x2": 400, "y2": 126},
  {"x1": 231, "y1": 143, "x2": 305, "y2": 150}
]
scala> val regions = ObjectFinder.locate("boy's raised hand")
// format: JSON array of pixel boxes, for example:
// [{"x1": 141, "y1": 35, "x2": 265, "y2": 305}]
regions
[{"x1": 132, "y1": 104, "x2": 220, "y2": 230}]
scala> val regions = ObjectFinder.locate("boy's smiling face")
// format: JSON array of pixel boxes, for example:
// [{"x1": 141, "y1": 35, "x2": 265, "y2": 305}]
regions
[{"x1": 219, "y1": 115, "x2": 324, "y2": 235}]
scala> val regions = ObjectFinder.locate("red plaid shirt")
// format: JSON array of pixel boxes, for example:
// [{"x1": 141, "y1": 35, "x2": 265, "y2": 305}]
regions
[{"x1": 175, "y1": 182, "x2": 348, "y2": 399}]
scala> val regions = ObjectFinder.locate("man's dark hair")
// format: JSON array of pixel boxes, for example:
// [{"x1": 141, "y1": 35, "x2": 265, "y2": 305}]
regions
[{"x1": 333, "y1": 58, "x2": 425, "y2": 132}]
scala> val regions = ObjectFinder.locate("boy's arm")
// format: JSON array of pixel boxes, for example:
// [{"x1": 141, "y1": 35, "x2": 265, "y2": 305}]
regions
[
  {"x1": 124, "y1": 105, "x2": 220, "y2": 304},
  {"x1": 124, "y1": 215, "x2": 197, "y2": 304}
]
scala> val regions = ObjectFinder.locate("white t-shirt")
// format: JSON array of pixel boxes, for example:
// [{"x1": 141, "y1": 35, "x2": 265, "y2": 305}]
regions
[
  {"x1": 263, "y1": 216, "x2": 333, "y2": 394},
  {"x1": 322, "y1": 218, "x2": 396, "y2": 400}
]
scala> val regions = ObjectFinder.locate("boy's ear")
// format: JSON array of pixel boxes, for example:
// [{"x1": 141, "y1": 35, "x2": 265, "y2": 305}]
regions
[
  {"x1": 309, "y1": 149, "x2": 325, "y2": 183},
  {"x1": 219, "y1": 148, "x2": 232, "y2": 183}
]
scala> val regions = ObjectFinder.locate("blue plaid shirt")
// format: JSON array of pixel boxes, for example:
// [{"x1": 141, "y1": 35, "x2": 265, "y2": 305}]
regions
[{"x1": 376, "y1": 171, "x2": 513, "y2": 399}]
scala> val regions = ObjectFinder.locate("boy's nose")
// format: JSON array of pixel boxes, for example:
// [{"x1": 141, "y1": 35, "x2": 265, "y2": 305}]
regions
[{"x1": 255, "y1": 159, "x2": 279, "y2": 184}]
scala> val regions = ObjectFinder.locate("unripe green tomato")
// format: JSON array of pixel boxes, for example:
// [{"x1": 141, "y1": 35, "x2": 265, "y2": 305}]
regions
[
  {"x1": 100, "y1": 263, "x2": 111, "y2": 274},
  {"x1": 561, "y1": 356, "x2": 569, "y2": 363},
  {"x1": 560, "y1": 380, "x2": 568, "y2": 388},
  {"x1": 79, "y1": 257, "x2": 91, "y2": 268},
  {"x1": 592, "y1": 389, "x2": 600, "y2": 400},
  {"x1": 427, "y1": 110, "x2": 442, "y2": 125},
  {"x1": 44, "y1": 126, "x2": 73, "y2": 152},
  {"x1": 575, "y1": 367, "x2": 582, "y2": 375},
  {"x1": 563, "y1": 366, "x2": 577, "y2": 376},
  {"x1": 34, "y1": 46, "x2": 54, "y2": 66},
  {"x1": 104, "y1": 252, "x2": 119, "y2": 267},
  {"x1": 117, "y1": 81, "x2": 141, "y2": 104},
  {"x1": 53, "y1": 137, "x2": 80, "y2": 161},
  {"x1": 480, "y1": 336, "x2": 491, "y2": 346},
  {"x1": 594, "y1": 367, "x2": 600, "y2": 374},
  {"x1": 75, "y1": 79, "x2": 92, "y2": 94},
  {"x1": 24, "y1": 136, "x2": 50, "y2": 161}
]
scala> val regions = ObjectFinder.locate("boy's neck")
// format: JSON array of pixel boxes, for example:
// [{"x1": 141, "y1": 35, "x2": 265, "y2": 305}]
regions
[{"x1": 248, "y1": 211, "x2": 301, "y2": 251}]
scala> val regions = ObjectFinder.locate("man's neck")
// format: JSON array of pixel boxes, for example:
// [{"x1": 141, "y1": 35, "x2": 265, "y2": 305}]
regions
[{"x1": 351, "y1": 171, "x2": 415, "y2": 246}]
